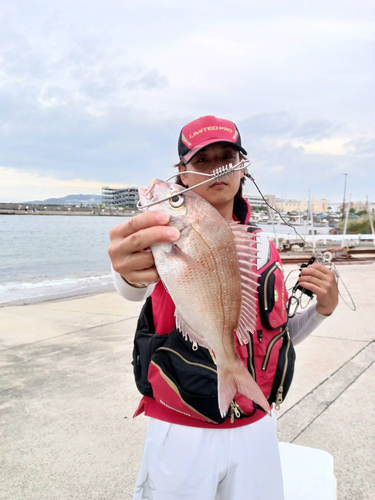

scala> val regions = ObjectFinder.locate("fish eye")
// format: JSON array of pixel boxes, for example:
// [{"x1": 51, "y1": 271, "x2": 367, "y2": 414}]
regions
[{"x1": 169, "y1": 193, "x2": 185, "y2": 208}]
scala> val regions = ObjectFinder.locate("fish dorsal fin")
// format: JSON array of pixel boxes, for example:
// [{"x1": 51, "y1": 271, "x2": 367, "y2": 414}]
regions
[
  {"x1": 175, "y1": 310, "x2": 211, "y2": 349},
  {"x1": 227, "y1": 222, "x2": 260, "y2": 345}
]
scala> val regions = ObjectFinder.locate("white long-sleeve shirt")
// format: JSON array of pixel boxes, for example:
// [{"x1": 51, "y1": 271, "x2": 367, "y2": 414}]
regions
[{"x1": 111, "y1": 266, "x2": 327, "y2": 345}]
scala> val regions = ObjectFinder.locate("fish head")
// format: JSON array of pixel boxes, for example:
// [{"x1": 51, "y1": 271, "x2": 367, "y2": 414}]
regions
[{"x1": 138, "y1": 179, "x2": 189, "y2": 219}]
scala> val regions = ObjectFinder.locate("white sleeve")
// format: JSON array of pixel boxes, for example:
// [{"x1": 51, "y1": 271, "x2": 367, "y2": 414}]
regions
[
  {"x1": 111, "y1": 265, "x2": 156, "y2": 302},
  {"x1": 288, "y1": 304, "x2": 328, "y2": 345}
]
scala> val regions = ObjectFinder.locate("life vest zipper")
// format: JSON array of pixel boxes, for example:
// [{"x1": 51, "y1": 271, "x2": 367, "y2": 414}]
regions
[
  {"x1": 261, "y1": 327, "x2": 287, "y2": 371},
  {"x1": 247, "y1": 334, "x2": 256, "y2": 380},
  {"x1": 275, "y1": 334, "x2": 291, "y2": 410},
  {"x1": 275, "y1": 261, "x2": 284, "y2": 272},
  {"x1": 156, "y1": 347, "x2": 217, "y2": 373},
  {"x1": 264, "y1": 263, "x2": 278, "y2": 310},
  {"x1": 230, "y1": 401, "x2": 241, "y2": 424}
]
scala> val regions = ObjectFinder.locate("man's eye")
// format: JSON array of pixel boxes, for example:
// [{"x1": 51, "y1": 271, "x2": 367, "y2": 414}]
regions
[
  {"x1": 223, "y1": 154, "x2": 234, "y2": 159},
  {"x1": 196, "y1": 158, "x2": 207, "y2": 163}
]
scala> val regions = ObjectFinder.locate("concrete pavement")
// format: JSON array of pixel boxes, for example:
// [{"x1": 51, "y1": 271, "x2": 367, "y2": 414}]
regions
[{"x1": 0, "y1": 263, "x2": 374, "y2": 499}]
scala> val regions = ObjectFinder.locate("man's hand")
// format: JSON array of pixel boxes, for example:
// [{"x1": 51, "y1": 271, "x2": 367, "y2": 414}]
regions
[
  {"x1": 299, "y1": 263, "x2": 339, "y2": 316},
  {"x1": 108, "y1": 211, "x2": 180, "y2": 287}
]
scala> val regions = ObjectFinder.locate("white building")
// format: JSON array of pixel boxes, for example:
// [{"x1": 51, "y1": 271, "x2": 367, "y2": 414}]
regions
[
  {"x1": 243, "y1": 194, "x2": 275, "y2": 209},
  {"x1": 102, "y1": 187, "x2": 139, "y2": 207}
]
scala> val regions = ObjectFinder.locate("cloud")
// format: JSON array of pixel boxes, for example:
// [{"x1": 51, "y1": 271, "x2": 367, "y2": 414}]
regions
[
  {"x1": 275, "y1": 137, "x2": 356, "y2": 156},
  {"x1": 0, "y1": 0, "x2": 374, "y2": 203},
  {"x1": 0, "y1": 166, "x2": 137, "y2": 202},
  {"x1": 126, "y1": 69, "x2": 169, "y2": 91}
]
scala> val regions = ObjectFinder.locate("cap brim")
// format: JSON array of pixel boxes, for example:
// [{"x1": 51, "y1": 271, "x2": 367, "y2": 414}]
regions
[{"x1": 181, "y1": 139, "x2": 247, "y2": 164}]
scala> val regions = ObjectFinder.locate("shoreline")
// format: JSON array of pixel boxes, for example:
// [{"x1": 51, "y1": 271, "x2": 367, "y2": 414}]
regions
[
  {"x1": 2, "y1": 259, "x2": 373, "y2": 309},
  {"x1": 0, "y1": 210, "x2": 136, "y2": 217},
  {"x1": 0, "y1": 282, "x2": 115, "y2": 308}
]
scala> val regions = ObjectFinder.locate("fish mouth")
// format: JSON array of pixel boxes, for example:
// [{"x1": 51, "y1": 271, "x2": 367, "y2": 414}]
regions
[{"x1": 139, "y1": 178, "x2": 156, "y2": 200}]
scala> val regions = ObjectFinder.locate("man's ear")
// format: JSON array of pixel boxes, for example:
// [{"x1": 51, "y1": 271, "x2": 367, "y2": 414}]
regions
[{"x1": 178, "y1": 164, "x2": 188, "y2": 187}]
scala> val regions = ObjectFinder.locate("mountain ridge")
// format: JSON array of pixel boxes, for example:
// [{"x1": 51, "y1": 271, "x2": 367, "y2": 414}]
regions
[{"x1": 24, "y1": 194, "x2": 102, "y2": 205}]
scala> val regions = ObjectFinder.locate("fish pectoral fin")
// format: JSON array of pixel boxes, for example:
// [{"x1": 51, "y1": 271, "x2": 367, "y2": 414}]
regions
[
  {"x1": 167, "y1": 245, "x2": 208, "y2": 273},
  {"x1": 175, "y1": 310, "x2": 210, "y2": 349}
]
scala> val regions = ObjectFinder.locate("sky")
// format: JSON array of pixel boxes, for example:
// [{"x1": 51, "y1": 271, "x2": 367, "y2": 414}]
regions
[{"x1": 0, "y1": 0, "x2": 374, "y2": 204}]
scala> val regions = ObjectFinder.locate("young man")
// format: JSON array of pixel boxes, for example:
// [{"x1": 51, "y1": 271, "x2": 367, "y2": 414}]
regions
[{"x1": 108, "y1": 116, "x2": 338, "y2": 500}]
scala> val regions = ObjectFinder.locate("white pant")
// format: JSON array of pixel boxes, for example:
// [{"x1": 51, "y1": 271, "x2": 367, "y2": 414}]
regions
[{"x1": 133, "y1": 413, "x2": 284, "y2": 500}]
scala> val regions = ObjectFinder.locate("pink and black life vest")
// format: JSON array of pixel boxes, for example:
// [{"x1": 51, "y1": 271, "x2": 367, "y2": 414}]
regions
[{"x1": 132, "y1": 198, "x2": 295, "y2": 427}]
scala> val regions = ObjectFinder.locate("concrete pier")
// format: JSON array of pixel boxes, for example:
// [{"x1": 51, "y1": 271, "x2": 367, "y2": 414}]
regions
[{"x1": 0, "y1": 263, "x2": 373, "y2": 499}]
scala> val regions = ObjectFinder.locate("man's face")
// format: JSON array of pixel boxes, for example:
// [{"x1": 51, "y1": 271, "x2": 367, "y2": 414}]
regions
[{"x1": 178, "y1": 143, "x2": 243, "y2": 214}]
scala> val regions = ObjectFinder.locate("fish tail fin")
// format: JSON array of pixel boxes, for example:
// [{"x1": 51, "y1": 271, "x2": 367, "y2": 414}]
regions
[{"x1": 217, "y1": 362, "x2": 271, "y2": 418}]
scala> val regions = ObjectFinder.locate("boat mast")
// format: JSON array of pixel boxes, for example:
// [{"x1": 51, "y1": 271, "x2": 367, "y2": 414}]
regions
[
  {"x1": 367, "y1": 195, "x2": 375, "y2": 247},
  {"x1": 342, "y1": 193, "x2": 351, "y2": 248},
  {"x1": 309, "y1": 190, "x2": 316, "y2": 251}
]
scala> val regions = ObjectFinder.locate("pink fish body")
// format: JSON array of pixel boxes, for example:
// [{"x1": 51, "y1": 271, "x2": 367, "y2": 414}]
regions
[{"x1": 139, "y1": 179, "x2": 270, "y2": 416}]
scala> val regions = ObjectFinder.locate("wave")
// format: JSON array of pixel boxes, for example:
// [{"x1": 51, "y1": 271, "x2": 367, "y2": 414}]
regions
[{"x1": 0, "y1": 273, "x2": 114, "y2": 306}]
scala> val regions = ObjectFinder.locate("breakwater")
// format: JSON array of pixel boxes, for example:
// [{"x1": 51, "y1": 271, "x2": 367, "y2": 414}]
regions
[{"x1": 0, "y1": 203, "x2": 137, "y2": 217}]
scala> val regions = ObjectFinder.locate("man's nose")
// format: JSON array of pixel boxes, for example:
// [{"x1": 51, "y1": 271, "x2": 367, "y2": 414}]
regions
[{"x1": 208, "y1": 157, "x2": 225, "y2": 174}]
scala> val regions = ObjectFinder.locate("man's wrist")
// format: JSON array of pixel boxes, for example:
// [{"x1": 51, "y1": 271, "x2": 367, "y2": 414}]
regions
[
  {"x1": 121, "y1": 276, "x2": 149, "y2": 289},
  {"x1": 316, "y1": 303, "x2": 333, "y2": 317}
]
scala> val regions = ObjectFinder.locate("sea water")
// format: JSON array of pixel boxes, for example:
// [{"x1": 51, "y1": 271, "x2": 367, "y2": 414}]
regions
[
  {"x1": 0, "y1": 215, "x2": 127, "y2": 305},
  {"x1": 0, "y1": 214, "x2": 330, "y2": 306}
]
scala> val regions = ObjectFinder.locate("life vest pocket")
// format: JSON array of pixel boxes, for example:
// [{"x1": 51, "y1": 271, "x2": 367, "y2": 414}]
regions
[
  {"x1": 266, "y1": 330, "x2": 296, "y2": 408},
  {"x1": 258, "y1": 261, "x2": 287, "y2": 330},
  {"x1": 149, "y1": 333, "x2": 225, "y2": 424},
  {"x1": 133, "y1": 298, "x2": 169, "y2": 398}
]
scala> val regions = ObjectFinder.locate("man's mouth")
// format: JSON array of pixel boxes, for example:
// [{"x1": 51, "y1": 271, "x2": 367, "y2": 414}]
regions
[{"x1": 210, "y1": 181, "x2": 228, "y2": 188}]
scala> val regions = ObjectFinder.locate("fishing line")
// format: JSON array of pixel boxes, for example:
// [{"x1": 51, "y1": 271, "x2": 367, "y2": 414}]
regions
[
  {"x1": 137, "y1": 159, "x2": 357, "y2": 313},
  {"x1": 246, "y1": 175, "x2": 357, "y2": 315},
  {"x1": 244, "y1": 172, "x2": 314, "y2": 251},
  {"x1": 245, "y1": 173, "x2": 357, "y2": 314},
  {"x1": 329, "y1": 263, "x2": 356, "y2": 311}
]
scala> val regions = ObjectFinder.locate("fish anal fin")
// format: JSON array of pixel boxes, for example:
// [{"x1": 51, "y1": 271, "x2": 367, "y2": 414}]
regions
[{"x1": 175, "y1": 310, "x2": 210, "y2": 349}]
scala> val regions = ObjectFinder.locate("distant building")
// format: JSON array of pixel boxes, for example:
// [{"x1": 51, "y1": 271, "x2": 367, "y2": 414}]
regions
[
  {"x1": 339, "y1": 201, "x2": 375, "y2": 213},
  {"x1": 275, "y1": 198, "x2": 328, "y2": 214},
  {"x1": 275, "y1": 199, "x2": 308, "y2": 213},
  {"x1": 310, "y1": 199, "x2": 328, "y2": 214},
  {"x1": 102, "y1": 187, "x2": 139, "y2": 207},
  {"x1": 243, "y1": 194, "x2": 275, "y2": 209}
]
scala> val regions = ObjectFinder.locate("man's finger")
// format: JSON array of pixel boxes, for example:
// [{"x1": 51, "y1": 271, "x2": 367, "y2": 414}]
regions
[
  {"x1": 126, "y1": 267, "x2": 160, "y2": 284},
  {"x1": 309, "y1": 263, "x2": 332, "y2": 275},
  {"x1": 120, "y1": 225, "x2": 180, "y2": 254},
  {"x1": 299, "y1": 274, "x2": 325, "y2": 290},
  {"x1": 110, "y1": 211, "x2": 170, "y2": 240},
  {"x1": 298, "y1": 281, "x2": 320, "y2": 295},
  {"x1": 124, "y1": 251, "x2": 156, "y2": 272},
  {"x1": 300, "y1": 266, "x2": 328, "y2": 282}
]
